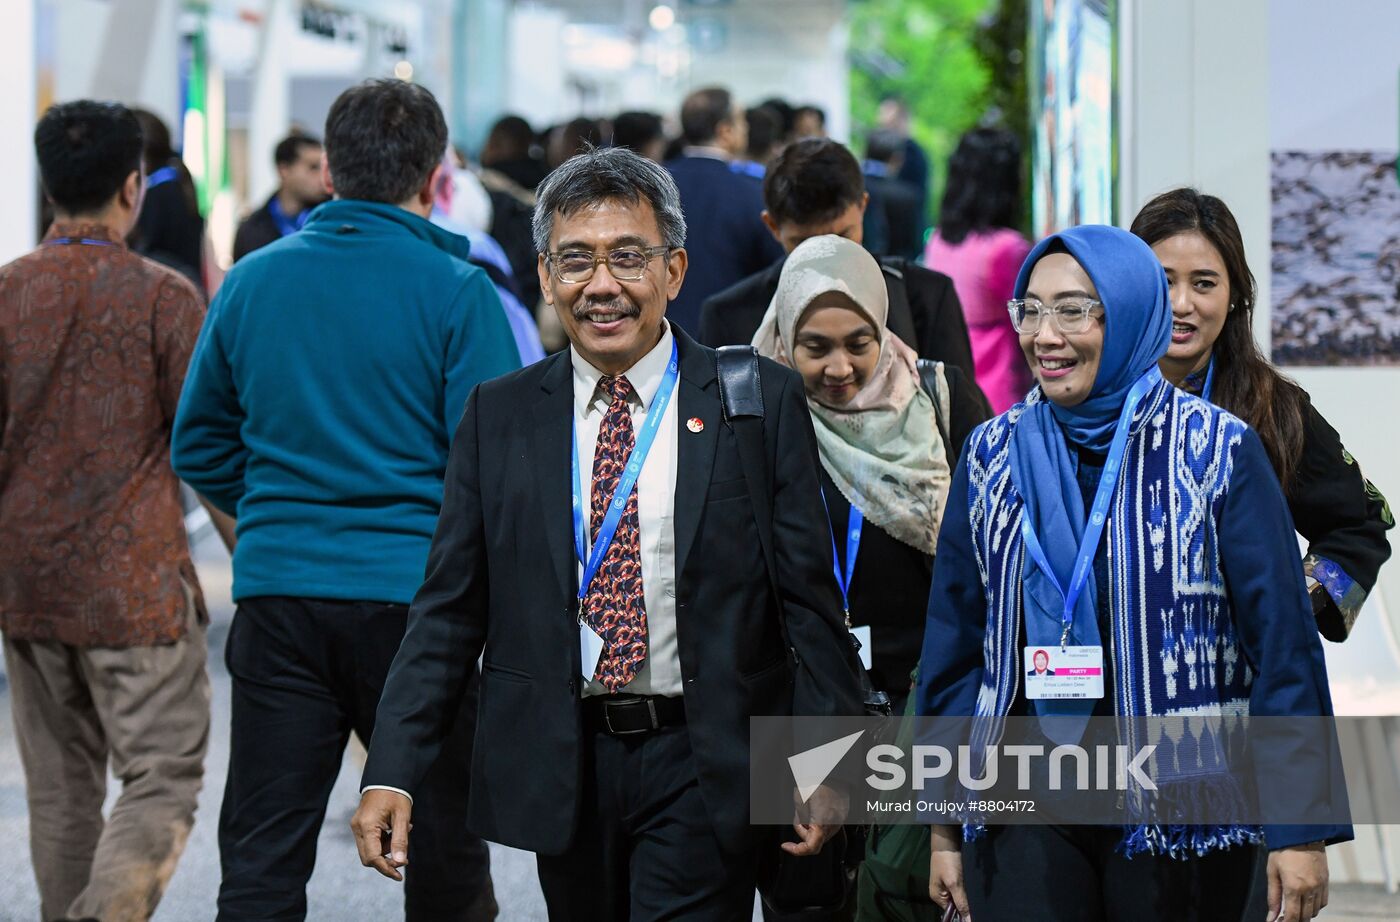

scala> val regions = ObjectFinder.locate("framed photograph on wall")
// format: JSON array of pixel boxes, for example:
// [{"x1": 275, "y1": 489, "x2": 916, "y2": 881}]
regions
[{"x1": 1271, "y1": 150, "x2": 1400, "y2": 365}]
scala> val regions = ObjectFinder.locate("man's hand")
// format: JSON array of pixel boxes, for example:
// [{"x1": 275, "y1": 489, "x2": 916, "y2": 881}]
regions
[
  {"x1": 929, "y1": 824, "x2": 971, "y2": 920},
  {"x1": 197, "y1": 494, "x2": 238, "y2": 554},
  {"x1": 1267, "y1": 842, "x2": 1328, "y2": 921},
  {"x1": 351, "y1": 789, "x2": 413, "y2": 881},
  {"x1": 782, "y1": 819, "x2": 834, "y2": 857},
  {"x1": 781, "y1": 783, "x2": 849, "y2": 857}
]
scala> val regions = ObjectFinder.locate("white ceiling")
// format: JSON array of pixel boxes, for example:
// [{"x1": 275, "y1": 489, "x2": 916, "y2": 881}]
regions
[{"x1": 518, "y1": 0, "x2": 847, "y2": 33}]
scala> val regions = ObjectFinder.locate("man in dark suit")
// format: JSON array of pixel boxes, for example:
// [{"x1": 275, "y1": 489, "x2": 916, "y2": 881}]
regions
[
  {"x1": 863, "y1": 129, "x2": 925, "y2": 261},
  {"x1": 699, "y1": 138, "x2": 978, "y2": 382},
  {"x1": 232, "y1": 133, "x2": 327, "y2": 262},
  {"x1": 353, "y1": 147, "x2": 864, "y2": 919},
  {"x1": 664, "y1": 87, "x2": 785, "y2": 334},
  {"x1": 877, "y1": 96, "x2": 932, "y2": 235}
]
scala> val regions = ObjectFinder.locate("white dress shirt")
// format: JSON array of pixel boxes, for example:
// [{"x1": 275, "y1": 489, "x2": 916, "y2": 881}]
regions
[{"x1": 571, "y1": 322, "x2": 681, "y2": 698}]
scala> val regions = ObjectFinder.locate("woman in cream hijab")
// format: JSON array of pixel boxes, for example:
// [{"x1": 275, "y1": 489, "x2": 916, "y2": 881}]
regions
[{"x1": 753, "y1": 234, "x2": 964, "y2": 710}]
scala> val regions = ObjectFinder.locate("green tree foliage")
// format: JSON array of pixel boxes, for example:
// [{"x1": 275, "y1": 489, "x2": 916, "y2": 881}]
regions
[
  {"x1": 973, "y1": 0, "x2": 1030, "y2": 230},
  {"x1": 850, "y1": 0, "x2": 1028, "y2": 227},
  {"x1": 972, "y1": 0, "x2": 1030, "y2": 151}
]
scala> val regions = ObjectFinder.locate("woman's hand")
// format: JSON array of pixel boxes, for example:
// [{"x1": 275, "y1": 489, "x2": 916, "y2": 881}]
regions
[
  {"x1": 929, "y1": 824, "x2": 971, "y2": 920},
  {"x1": 1267, "y1": 842, "x2": 1328, "y2": 921}
]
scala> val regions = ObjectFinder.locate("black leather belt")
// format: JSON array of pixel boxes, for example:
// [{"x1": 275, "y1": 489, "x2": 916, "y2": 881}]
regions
[{"x1": 583, "y1": 694, "x2": 687, "y2": 735}]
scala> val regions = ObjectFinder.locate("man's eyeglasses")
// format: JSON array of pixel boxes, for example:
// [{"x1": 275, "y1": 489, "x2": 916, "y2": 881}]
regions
[
  {"x1": 1007, "y1": 297, "x2": 1104, "y2": 335},
  {"x1": 546, "y1": 246, "x2": 672, "y2": 284}
]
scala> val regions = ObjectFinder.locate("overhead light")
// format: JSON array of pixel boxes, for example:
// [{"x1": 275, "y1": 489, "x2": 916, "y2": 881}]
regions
[
  {"x1": 649, "y1": 4, "x2": 676, "y2": 30},
  {"x1": 393, "y1": 60, "x2": 414, "y2": 81}
]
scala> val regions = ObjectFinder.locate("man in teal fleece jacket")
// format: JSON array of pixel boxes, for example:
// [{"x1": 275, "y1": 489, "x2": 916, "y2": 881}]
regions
[{"x1": 172, "y1": 79, "x2": 517, "y2": 921}]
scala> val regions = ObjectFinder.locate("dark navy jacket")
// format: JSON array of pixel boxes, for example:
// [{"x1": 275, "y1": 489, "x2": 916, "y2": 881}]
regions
[{"x1": 664, "y1": 154, "x2": 784, "y2": 335}]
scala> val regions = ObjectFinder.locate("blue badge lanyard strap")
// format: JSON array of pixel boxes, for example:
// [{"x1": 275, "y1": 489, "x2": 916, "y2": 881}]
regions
[
  {"x1": 571, "y1": 340, "x2": 680, "y2": 604},
  {"x1": 1201, "y1": 356, "x2": 1216, "y2": 403},
  {"x1": 820, "y1": 491, "x2": 863, "y2": 628},
  {"x1": 268, "y1": 196, "x2": 308, "y2": 238},
  {"x1": 146, "y1": 165, "x2": 180, "y2": 189},
  {"x1": 1020, "y1": 368, "x2": 1161, "y2": 649},
  {"x1": 43, "y1": 238, "x2": 117, "y2": 248}
]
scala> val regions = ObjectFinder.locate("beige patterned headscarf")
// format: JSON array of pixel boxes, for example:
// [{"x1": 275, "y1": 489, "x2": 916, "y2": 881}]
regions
[{"x1": 753, "y1": 235, "x2": 951, "y2": 555}]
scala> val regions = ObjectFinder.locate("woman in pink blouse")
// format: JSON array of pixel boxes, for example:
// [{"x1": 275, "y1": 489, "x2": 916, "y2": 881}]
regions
[{"x1": 923, "y1": 129, "x2": 1032, "y2": 413}]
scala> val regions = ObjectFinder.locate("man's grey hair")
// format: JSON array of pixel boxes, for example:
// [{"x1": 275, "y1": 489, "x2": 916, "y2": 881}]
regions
[{"x1": 532, "y1": 146, "x2": 687, "y2": 254}]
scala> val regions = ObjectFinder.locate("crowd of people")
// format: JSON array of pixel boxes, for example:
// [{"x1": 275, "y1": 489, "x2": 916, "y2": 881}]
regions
[
  {"x1": 463, "y1": 92, "x2": 934, "y2": 337},
  {"x1": 0, "y1": 73, "x2": 1393, "y2": 922}
]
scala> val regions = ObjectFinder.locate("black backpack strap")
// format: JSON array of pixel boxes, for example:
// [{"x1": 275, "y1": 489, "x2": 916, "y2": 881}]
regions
[
  {"x1": 716, "y1": 347, "x2": 886, "y2": 709},
  {"x1": 716, "y1": 344, "x2": 765, "y2": 420},
  {"x1": 715, "y1": 346, "x2": 794, "y2": 662},
  {"x1": 916, "y1": 358, "x2": 957, "y2": 468}
]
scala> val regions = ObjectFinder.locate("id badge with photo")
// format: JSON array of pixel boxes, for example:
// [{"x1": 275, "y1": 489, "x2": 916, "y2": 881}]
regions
[{"x1": 1023, "y1": 645, "x2": 1105, "y2": 699}]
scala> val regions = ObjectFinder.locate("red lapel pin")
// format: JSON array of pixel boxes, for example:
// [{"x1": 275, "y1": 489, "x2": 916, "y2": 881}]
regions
[{"x1": 686, "y1": 417, "x2": 704, "y2": 433}]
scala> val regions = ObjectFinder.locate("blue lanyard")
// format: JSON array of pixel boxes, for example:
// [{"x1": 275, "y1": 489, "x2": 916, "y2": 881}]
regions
[
  {"x1": 1201, "y1": 356, "x2": 1216, "y2": 402},
  {"x1": 730, "y1": 160, "x2": 765, "y2": 179},
  {"x1": 1020, "y1": 368, "x2": 1161, "y2": 647},
  {"x1": 571, "y1": 339, "x2": 680, "y2": 602},
  {"x1": 147, "y1": 166, "x2": 179, "y2": 189},
  {"x1": 43, "y1": 237, "x2": 116, "y2": 247},
  {"x1": 825, "y1": 496, "x2": 863, "y2": 625},
  {"x1": 268, "y1": 196, "x2": 309, "y2": 238}
]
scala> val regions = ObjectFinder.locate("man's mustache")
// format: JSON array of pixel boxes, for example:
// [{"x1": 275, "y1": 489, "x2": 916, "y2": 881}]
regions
[{"x1": 573, "y1": 298, "x2": 640, "y2": 319}]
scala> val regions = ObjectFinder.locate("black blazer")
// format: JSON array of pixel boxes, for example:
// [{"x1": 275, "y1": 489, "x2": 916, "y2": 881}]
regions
[
  {"x1": 232, "y1": 197, "x2": 282, "y2": 263},
  {"x1": 664, "y1": 156, "x2": 785, "y2": 335},
  {"x1": 865, "y1": 174, "x2": 924, "y2": 261},
  {"x1": 362, "y1": 327, "x2": 864, "y2": 856},
  {"x1": 1287, "y1": 396, "x2": 1394, "y2": 639},
  {"x1": 698, "y1": 256, "x2": 979, "y2": 384}
]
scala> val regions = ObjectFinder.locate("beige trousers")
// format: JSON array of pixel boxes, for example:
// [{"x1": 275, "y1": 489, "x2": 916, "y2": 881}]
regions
[{"x1": 3, "y1": 594, "x2": 210, "y2": 922}]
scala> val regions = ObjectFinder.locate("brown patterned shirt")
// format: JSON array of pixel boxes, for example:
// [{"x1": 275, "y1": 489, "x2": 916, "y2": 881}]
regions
[{"x1": 0, "y1": 222, "x2": 207, "y2": 647}]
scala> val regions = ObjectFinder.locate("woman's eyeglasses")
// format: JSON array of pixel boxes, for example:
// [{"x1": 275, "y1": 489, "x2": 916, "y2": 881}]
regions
[{"x1": 1007, "y1": 298, "x2": 1104, "y2": 334}]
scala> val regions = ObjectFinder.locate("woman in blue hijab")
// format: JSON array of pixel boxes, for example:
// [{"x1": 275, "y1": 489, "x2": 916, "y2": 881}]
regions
[{"x1": 915, "y1": 226, "x2": 1348, "y2": 922}]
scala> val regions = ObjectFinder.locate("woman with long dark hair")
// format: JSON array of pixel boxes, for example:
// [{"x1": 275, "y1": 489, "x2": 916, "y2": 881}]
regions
[
  {"x1": 1131, "y1": 188, "x2": 1392, "y2": 641},
  {"x1": 924, "y1": 128, "x2": 1031, "y2": 414},
  {"x1": 130, "y1": 108, "x2": 205, "y2": 292}
]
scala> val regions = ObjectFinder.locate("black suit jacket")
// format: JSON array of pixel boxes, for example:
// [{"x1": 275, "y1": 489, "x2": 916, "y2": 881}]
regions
[
  {"x1": 232, "y1": 197, "x2": 282, "y2": 263},
  {"x1": 363, "y1": 327, "x2": 864, "y2": 856},
  {"x1": 697, "y1": 257, "x2": 979, "y2": 383},
  {"x1": 664, "y1": 156, "x2": 785, "y2": 335},
  {"x1": 865, "y1": 174, "x2": 924, "y2": 261}
]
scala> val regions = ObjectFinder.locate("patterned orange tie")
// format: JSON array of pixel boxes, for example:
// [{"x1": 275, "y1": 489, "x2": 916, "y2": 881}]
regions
[{"x1": 581, "y1": 375, "x2": 648, "y2": 691}]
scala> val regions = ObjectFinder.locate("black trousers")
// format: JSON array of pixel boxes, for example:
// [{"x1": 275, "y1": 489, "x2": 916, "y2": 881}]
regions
[
  {"x1": 535, "y1": 722, "x2": 756, "y2": 922},
  {"x1": 962, "y1": 825, "x2": 1259, "y2": 921},
  {"x1": 217, "y1": 596, "x2": 492, "y2": 922}
]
